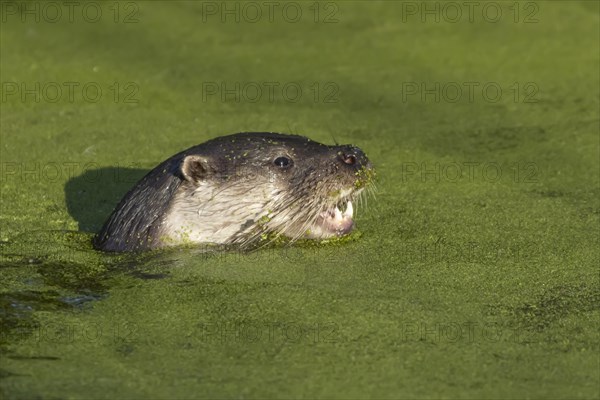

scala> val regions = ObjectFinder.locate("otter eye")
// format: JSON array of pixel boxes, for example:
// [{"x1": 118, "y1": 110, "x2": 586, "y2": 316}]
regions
[{"x1": 273, "y1": 156, "x2": 292, "y2": 168}]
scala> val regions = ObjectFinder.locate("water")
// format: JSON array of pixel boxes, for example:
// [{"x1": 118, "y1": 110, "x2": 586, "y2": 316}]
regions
[{"x1": 1, "y1": 1, "x2": 599, "y2": 398}]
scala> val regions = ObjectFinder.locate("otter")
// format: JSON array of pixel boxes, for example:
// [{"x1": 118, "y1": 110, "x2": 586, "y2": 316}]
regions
[{"x1": 93, "y1": 132, "x2": 375, "y2": 252}]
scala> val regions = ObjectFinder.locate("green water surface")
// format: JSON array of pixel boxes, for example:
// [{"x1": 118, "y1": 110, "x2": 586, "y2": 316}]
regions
[{"x1": 1, "y1": 1, "x2": 599, "y2": 399}]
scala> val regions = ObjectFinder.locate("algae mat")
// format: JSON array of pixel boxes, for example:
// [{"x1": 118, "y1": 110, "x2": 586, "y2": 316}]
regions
[{"x1": 1, "y1": 1, "x2": 599, "y2": 399}]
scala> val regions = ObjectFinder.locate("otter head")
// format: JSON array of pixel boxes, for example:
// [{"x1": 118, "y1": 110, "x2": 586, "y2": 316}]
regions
[{"x1": 164, "y1": 132, "x2": 375, "y2": 248}]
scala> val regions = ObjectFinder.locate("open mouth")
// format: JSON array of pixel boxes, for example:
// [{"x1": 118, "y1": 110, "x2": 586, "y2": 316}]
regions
[
  {"x1": 268, "y1": 185, "x2": 370, "y2": 242},
  {"x1": 317, "y1": 199, "x2": 354, "y2": 236},
  {"x1": 302, "y1": 191, "x2": 362, "y2": 239}
]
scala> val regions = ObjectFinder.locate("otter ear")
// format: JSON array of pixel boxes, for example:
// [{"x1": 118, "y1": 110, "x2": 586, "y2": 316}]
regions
[{"x1": 180, "y1": 155, "x2": 212, "y2": 183}]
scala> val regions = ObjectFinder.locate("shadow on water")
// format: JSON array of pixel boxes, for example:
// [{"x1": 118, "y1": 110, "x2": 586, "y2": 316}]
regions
[
  {"x1": 0, "y1": 167, "x2": 179, "y2": 356},
  {"x1": 64, "y1": 167, "x2": 148, "y2": 233}
]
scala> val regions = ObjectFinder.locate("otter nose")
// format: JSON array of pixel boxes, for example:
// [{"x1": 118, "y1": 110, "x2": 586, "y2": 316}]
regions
[
  {"x1": 337, "y1": 146, "x2": 370, "y2": 169},
  {"x1": 340, "y1": 152, "x2": 357, "y2": 166}
]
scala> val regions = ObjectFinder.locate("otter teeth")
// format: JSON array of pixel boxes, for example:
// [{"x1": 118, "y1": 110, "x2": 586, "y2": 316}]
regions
[
  {"x1": 309, "y1": 199, "x2": 356, "y2": 239},
  {"x1": 334, "y1": 206, "x2": 343, "y2": 220},
  {"x1": 344, "y1": 200, "x2": 353, "y2": 218},
  {"x1": 330, "y1": 200, "x2": 353, "y2": 220}
]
